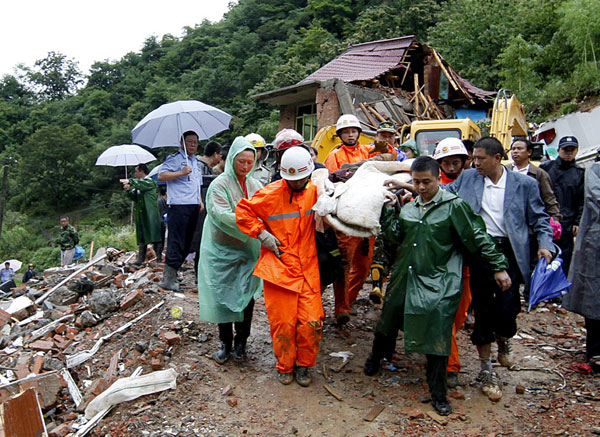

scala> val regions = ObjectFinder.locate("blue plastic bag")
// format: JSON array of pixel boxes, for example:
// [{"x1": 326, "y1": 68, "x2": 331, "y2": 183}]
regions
[
  {"x1": 73, "y1": 245, "x2": 85, "y2": 261},
  {"x1": 528, "y1": 257, "x2": 572, "y2": 312}
]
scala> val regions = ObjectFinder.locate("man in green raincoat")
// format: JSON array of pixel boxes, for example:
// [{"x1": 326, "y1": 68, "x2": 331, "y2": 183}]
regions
[
  {"x1": 121, "y1": 164, "x2": 162, "y2": 265},
  {"x1": 197, "y1": 137, "x2": 263, "y2": 364},
  {"x1": 364, "y1": 156, "x2": 510, "y2": 416}
]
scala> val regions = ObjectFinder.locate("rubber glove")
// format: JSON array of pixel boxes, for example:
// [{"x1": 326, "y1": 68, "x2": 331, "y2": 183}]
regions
[{"x1": 258, "y1": 229, "x2": 282, "y2": 258}]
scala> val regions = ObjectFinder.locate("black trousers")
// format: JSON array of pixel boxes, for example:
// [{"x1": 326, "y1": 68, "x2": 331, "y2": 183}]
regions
[
  {"x1": 469, "y1": 237, "x2": 523, "y2": 346},
  {"x1": 218, "y1": 299, "x2": 255, "y2": 347},
  {"x1": 370, "y1": 332, "x2": 448, "y2": 401},
  {"x1": 426, "y1": 355, "x2": 449, "y2": 402},
  {"x1": 556, "y1": 227, "x2": 574, "y2": 277},
  {"x1": 585, "y1": 318, "x2": 600, "y2": 361},
  {"x1": 164, "y1": 205, "x2": 200, "y2": 270}
]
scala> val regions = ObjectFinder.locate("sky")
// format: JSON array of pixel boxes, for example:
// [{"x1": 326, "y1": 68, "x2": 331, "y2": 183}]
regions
[{"x1": 1, "y1": 0, "x2": 232, "y2": 77}]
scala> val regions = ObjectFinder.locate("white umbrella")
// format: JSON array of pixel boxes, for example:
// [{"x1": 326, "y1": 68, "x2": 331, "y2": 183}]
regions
[
  {"x1": 95, "y1": 144, "x2": 156, "y2": 178},
  {"x1": 131, "y1": 100, "x2": 232, "y2": 149},
  {"x1": 3, "y1": 259, "x2": 22, "y2": 272}
]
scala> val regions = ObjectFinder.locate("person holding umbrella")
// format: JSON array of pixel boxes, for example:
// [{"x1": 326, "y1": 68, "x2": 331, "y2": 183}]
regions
[
  {"x1": 158, "y1": 131, "x2": 205, "y2": 291},
  {"x1": 120, "y1": 163, "x2": 163, "y2": 266},
  {"x1": 197, "y1": 137, "x2": 263, "y2": 363}
]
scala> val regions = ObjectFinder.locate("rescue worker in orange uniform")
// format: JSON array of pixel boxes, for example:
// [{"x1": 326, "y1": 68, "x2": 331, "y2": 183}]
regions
[
  {"x1": 434, "y1": 137, "x2": 472, "y2": 388},
  {"x1": 324, "y1": 114, "x2": 395, "y2": 325},
  {"x1": 236, "y1": 145, "x2": 323, "y2": 387}
]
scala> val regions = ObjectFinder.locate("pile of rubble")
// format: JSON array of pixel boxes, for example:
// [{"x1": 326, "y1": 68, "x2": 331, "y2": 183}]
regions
[{"x1": 0, "y1": 247, "x2": 190, "y2": 436}]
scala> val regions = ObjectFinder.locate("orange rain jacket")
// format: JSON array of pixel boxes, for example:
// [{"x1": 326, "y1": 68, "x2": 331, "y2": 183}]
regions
[
  {"x1": 441, "y1": 169, "x2": 472, "y2": 372},
  {"x1": 235, "y1": 179, "x2": 320, "y2": 293}
]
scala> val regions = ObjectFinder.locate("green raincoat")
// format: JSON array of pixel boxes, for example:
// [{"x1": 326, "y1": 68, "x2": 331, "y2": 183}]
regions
[
  {"x1": 377, "y1": 188, "x2": 508, "y2": 356},
  {"x1": 197, "y1": 137, "x2": 263, "y2": 323},
  {"x1": 127, "y1": 178, "x2": 162, "y2": 244}
]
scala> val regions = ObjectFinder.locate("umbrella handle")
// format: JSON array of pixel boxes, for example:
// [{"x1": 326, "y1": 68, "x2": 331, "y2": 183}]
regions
[{"x1": 177, "y1": 115, "x2": 189, "y2": 168}]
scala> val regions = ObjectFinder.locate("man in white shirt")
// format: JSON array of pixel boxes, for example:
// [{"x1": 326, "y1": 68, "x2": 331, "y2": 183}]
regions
[{"x1": 445, "y1": 137, "x2": 554, "y2": 401}]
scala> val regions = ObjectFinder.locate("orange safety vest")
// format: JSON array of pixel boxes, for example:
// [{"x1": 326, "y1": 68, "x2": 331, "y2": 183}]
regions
[{"x1": 235, "y1": 179, "x2": 320, "y2": 294}]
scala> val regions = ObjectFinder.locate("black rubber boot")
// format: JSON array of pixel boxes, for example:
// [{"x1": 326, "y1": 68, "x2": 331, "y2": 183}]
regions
[
  {"x1": 159, "y1": 265, "x2": 180, "y2": 291},
  {"x1": 214, "y1": 342, "x2": 232, "y2": 364},
  {"x1": 232, "y1": 340, "x2": 247, "y2": 361},
  {"x1": 364, "y1": 353, "x2": 382, "y2": 376},
  {"x1": 134, "y1": 244, "x2": 147, "y2": 266}
]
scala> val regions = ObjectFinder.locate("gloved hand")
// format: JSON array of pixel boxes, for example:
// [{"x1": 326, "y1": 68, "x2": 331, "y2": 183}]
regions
[{"x1": 258, "y1": 229, "x2": 282, "y2": 258}]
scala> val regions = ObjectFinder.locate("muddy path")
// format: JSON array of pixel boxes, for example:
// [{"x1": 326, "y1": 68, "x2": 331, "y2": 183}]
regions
[{"x1": 80, "y1": 262, "x2": 600, "y2": 436}]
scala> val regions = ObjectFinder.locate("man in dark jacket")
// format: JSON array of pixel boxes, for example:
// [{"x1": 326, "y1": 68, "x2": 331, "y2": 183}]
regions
[
  {"x1": 540, "y1": 136, "x2": 584, "y2": 275},
  {"x1": 57, "y1": 216, "x2": 79, "y2": 267},
  {"x1": 445, "y1": 137, "x2": 554, "y2": 401}
]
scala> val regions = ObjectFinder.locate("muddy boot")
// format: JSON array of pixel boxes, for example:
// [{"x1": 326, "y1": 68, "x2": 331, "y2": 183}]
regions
[
  {"x1": 133, "y1": 244, "x2": 147, "y2": 266},
  {"x1": 369, "y1": 265, "x2": 385, "y2": 304},
  {"x1": 232, "y1": 339, "x2": 247, "y2": 361},
  {"x1": 214, "y1": 342, "x2": 232, "y2": 364},
  {"x1": 159, "y1": 265, "x2": 180, "y2": 291},
  {"x1": 295, "y1": 366, "x2": 311, "y2": 387}
]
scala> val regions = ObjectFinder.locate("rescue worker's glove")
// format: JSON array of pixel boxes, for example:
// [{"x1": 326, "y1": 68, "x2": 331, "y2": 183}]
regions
[
  {"x1": 258, "y1": 229, "x2": 282, "y2": 258},
  {"x1": 369, "y1": 140, "x2": 390, "y2": 155}
]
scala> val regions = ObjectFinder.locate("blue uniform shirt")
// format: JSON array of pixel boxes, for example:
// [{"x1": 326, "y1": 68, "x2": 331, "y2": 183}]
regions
[
  {"x1": 1, "y1": 268, "x2": 14, "y2": 283},
  {"x1": 159, "y1": 148, "x2": 203, "y2": 205}
]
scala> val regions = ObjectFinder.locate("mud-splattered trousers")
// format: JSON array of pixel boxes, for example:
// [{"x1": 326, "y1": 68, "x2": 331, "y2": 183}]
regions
[
  {"x1": 236, "y1": 179, "x2": 323, "y2": 373},
  {"x1": 263, "y1": 280, "x2": 324, "y2": 373}
]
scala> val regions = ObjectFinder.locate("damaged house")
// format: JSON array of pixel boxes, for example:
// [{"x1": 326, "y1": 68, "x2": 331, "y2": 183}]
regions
[{"x1": 252, "y1": 35, "x2": 495, "y2": 142}]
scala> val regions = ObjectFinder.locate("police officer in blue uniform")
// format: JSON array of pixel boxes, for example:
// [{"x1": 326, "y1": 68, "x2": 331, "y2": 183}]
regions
[{"x1": 158, "y1": 130, "x2": 205, "y2": 291}]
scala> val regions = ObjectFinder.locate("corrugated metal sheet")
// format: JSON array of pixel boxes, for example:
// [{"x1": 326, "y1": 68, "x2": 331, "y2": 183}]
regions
[{"x1": 301, "y1": 36, "x2": 415, "y2": 83}]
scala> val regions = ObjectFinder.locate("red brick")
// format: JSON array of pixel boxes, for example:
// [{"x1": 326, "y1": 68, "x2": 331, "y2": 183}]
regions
[
  {"x1": 54, "y1": 323, "x2": 67, "y2": 335},
  {"x1": 89, "y1": 378, "x2": 108, "y2": 396},
  {"x1": 49, "y1": 423, "x2": 72, "y2": 437},
  {"x1": 149, "y1": 347, "x2": 165, "y2": 357},
  {"x1": 163, "y1": 331, "x2": 181, "y2": 345},
  {"x1": 31, "y1": 355, "x2": 45, "y2": 374},
  {"x1": 120, "y1": 289, "x2": 144, "y2": 310},
  {"x1": 65, "y1": 327, "x2": 79, "y2": 339},
  {"x1": 0, "y1": 308, "x2": 11, "y2": 329},
  {"x1": 28, "y1": 340, "x2": 54, "y2": 351},
  {"x1": 150, "y1": 358, "x2": 163, "y2": 370}
]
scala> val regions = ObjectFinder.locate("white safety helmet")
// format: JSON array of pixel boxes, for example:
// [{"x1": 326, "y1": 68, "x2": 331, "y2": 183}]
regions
[
  {"x1": 244, "y1": 133, "x2": 266, "y2": 149},
  {"x1": 273, "y1": 129, "x2": 304, "y2": 151},
  {"x1": 335, "y1": 114, "x2": 362, "y2": 134},
  {"x1": 280, "y1": 146, "x2": 314, "y2": 181},
  {"x1": 433, "y1": 137, "x2": 469, "y2": 161}
]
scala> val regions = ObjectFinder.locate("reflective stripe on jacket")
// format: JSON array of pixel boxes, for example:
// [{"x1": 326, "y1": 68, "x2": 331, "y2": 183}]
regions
[{"x1": 235, "y1": 179, "x2": 320, "y2": 293}]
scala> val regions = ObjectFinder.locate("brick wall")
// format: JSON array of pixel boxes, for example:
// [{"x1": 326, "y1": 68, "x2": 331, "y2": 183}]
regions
[{"x1": 316, "y1": 88, "x2": 339, "y2": 129}]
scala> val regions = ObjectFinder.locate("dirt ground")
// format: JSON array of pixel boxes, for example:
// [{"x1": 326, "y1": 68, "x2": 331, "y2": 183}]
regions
[{"x1": 62, "y1": 261, "x2": 600, "y2": 436}]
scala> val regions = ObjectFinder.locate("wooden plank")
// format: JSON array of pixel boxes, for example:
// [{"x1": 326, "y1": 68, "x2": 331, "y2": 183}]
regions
[
  {"x1": 323, "y1": 384, "x2": 343, "y2": 401},
  {"x1": 359, "y1": 103, "x2": 377, "y2": 126},
  {"x1": 431, "y1": 49, "x2": 459, "y2": 91},
  {"x1": 367, "y1": 106, "x2": 387, "y2": 123},
  {"x1": 363, "y1": 405, "x2": 385, "y2": 422},
  {"x1": 2, "y1": 388, "x2": 47, "y2": 437},
  {"x1": 413, "y1": 74, "x2": 420, "y2": 115}
]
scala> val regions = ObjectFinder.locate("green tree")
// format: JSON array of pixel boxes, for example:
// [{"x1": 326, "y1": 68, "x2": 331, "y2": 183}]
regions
[
  {"x1": 558, "y1": 0, "x2": 600, "y2": 66},
  {"x1": 428, "y1": 0, "x2": 519, "y2": 90},
  {"x1": 22, "y1": 51, "x2": 83, "y2": 101},
  {"x1": 10, "y1": 124, "x2": 93, "y2": 214}
]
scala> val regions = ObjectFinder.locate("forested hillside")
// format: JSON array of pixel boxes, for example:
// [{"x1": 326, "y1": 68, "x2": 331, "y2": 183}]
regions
[{"x1": 0, "y1": 0, "x2": 599, "y2": 263}]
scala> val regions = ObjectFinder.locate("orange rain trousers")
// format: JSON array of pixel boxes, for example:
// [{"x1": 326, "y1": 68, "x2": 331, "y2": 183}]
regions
[
  {"x1": 333, "y1": 233, "x2": 375, "y2": 317},
  {"x1": 448, "y1": 267, "x2": 472, "y2": 373},
  {"x1": 263, "y1": 280, "x2": 324, "y2": 373}
]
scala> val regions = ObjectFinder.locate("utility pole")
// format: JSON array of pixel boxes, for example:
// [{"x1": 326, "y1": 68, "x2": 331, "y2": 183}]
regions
[{"x1": 0, "y1": 158, "x2": 15, "y2": 241}]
